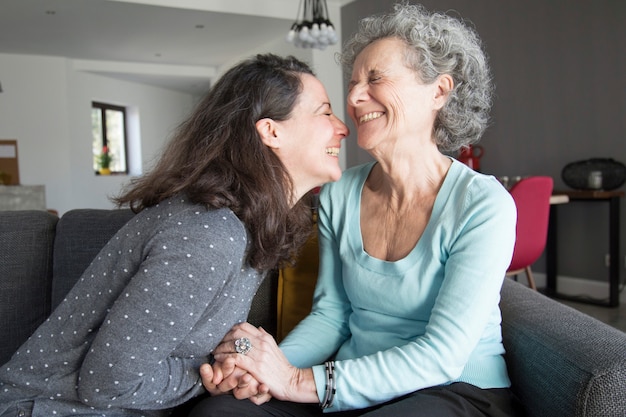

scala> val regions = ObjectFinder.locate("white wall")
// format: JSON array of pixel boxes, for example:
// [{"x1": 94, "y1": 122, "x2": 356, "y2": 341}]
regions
[
  {"x1": 216, "y1": 0, "x2": 346, "y2": 169},
  {"x1": 0, "y1": 3, "x2": 347, "y2": 217},
  {"x1": 0, "y1": 53, "x2": 196, "y2": 215}
]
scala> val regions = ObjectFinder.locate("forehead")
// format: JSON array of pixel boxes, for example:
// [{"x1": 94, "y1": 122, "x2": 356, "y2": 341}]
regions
[
  {"x1": 353, "y1": 37, "x2": 407, "y2": 71},
  {"x1": 295, "y1": 73, "x2": 329, "y2": 108}
]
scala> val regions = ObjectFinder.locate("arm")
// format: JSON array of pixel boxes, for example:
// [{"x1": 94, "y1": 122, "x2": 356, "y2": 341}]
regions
[
  {"x1": 77, "y1": 210, "x2": 248, "y2": 409},
  {"x1": 279, "y1": 184, "x2": 352, "y2": 367}
]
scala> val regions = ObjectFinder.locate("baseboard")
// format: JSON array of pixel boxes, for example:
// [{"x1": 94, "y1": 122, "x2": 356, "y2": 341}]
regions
[{"x1": 529, "y1": 272, "x2": 626, "y2": 303}]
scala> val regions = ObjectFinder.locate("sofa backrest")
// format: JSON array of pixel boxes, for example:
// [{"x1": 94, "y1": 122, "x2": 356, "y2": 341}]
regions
[{"x1": 0, "y1": 210, "x2": 58, "y2": 365}]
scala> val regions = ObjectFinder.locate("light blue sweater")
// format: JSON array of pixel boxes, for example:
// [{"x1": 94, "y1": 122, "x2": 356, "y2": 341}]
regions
[{"x1": 280, "y1": 160, "x2": 517, "y2": 412}]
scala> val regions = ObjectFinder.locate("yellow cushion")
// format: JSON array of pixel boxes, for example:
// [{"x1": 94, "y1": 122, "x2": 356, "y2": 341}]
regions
[{"x1": 276, "y1": 225, "x2": 319, "y2": 341}]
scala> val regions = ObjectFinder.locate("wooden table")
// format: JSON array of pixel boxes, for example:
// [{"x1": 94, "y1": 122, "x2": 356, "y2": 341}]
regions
[{"x1": 546, "y1": 189, "x2": 624, "y2": 307}]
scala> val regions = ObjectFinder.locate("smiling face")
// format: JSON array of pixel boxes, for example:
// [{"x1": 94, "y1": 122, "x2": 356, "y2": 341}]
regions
[
  {"x1": 256, "y1": 73, "x2": 349, "y2": 203},
  {"x1": 347, "y1": 37, "x2": 448, "y2": 156}
]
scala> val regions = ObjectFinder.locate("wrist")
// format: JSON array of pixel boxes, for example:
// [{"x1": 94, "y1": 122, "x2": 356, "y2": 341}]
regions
[{"x1": 288, "y1": 367, "x2": 319, "y2": 404}]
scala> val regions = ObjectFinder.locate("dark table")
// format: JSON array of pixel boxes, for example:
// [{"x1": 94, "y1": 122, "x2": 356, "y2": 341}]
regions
[{"x1": 546, "y1": 189, "x2": 624, "y2": 307}]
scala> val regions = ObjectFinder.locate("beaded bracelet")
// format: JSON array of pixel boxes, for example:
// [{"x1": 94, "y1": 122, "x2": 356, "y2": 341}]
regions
[{"x1": 320, "y1": 360, "x2": 336, "y2": 409}]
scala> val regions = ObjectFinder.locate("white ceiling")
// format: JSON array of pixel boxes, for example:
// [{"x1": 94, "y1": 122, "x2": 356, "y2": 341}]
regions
[{"x1": 0, "y1": 0, "x2": 355, "y2": 94}]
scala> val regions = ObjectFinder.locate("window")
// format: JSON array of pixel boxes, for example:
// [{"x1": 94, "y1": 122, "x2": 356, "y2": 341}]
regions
[{"x1": 92, "y1": 102, "x2": 128, "y2": 174}]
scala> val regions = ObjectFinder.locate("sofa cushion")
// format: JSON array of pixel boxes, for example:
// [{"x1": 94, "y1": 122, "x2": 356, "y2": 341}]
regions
[
  {"x1": 0, "y1": 210, "x2": 58, "y2": 365},
  {"x1": 500, "y1": 279, "x2": 626, "y2": 417},
  {"x1": 247, "y1": 269, "x2": 278, "y2": 337}
]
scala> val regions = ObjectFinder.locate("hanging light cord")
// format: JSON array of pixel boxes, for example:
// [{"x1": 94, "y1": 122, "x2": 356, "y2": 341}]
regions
[{"x1": 286, "y1": 0, "x2": 338, "y2": 50}]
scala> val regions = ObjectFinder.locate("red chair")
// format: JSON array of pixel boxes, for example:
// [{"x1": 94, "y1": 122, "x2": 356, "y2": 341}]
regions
[{"x1": 506, "y1": 176, "x2": 554, "y2": 290}]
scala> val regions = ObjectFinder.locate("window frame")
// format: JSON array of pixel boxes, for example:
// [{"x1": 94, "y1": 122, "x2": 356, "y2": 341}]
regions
[{"x1": 92, "y1": 101, "x2": 129, "y2": 175}]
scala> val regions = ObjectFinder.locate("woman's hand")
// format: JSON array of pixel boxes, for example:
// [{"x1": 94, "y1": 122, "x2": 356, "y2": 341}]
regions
[
  {"x1": 212, "y1": 322, "x2": 318, "y2": 404},
  {"x1": 199, "y1": 356, "x2": 272, "y2": 404}
]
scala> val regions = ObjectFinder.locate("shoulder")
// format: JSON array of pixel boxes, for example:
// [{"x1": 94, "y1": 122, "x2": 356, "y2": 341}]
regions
[
  {"x1": 443, "y1": 161, "x2": 516, "y2": 227},
  {"x1": 141, "y1": 196, "x2": 249, "y2": 250},
  {"x1": 450, "y1": 161, "x2": 512, "y2": 204}
]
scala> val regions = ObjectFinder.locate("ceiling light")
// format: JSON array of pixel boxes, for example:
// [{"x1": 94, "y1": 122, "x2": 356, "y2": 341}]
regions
[{"x1": 286, "y1": 0, "x2": 338, "y2": 50}]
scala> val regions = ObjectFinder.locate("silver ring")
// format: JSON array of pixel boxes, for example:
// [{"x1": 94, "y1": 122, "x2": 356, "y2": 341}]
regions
[{"x1": 234, "y1": 337, "x2": 252, "y2": 355}]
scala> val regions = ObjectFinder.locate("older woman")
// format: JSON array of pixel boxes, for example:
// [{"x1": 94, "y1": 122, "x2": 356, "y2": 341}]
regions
[{"x1": 193, "y1": 3, "x2": 519, "y2": 417}]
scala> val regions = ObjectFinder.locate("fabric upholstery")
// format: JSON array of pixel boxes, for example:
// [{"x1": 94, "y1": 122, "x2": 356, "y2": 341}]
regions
[
  {"x1": 276, "y1": 227, "x2": 319, "y2": 341},
  {"x1": 500, "y1": 279, "x2": 626, "y2": 417},
  {"x1": 51, "y1": 208, "x2": 136, "y2": 309},
  {"x1": 0, "y1": 210, "x2": 57, "y2": 365},
  {"x1": 246, "y1": 269, "x2": 278, "y2": 337}
]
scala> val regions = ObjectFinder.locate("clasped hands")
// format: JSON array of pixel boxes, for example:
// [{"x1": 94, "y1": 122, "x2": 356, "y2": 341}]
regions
[{"x1": 200, "y1": 322, "x2": 303, "y2": 405}]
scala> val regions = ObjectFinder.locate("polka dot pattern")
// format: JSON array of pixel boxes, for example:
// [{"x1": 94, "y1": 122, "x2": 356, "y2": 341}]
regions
[{"x1": 0, "y1": 197, "x2": 264, "y2": 415}]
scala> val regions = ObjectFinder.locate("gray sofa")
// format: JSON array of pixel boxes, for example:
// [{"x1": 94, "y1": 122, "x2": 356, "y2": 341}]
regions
[{"x1": 1, "y1": 209, "x2": 625, "y2": 416}]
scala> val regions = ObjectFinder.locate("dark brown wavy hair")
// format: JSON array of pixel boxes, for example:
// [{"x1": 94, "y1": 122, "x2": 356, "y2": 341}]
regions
[{"x1": 114, "y1": 54, "x2": 316, "y2": 271}]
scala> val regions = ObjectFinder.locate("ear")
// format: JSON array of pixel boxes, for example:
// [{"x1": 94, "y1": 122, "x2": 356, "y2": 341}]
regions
[
  {"x1": 255, "y1": 118, "x2": 280, "y2": 149},
  {"x1": 433, "y1": 74, "x2": 454, "y2": 110}
]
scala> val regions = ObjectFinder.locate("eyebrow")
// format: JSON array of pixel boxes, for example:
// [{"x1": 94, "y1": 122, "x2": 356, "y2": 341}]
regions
[
  {"x1": 315, "y1": 102, "x2": 332, "y2": 112},
  {"x1": 349, "y1": 69, "x2": 383, "y2": 87}
]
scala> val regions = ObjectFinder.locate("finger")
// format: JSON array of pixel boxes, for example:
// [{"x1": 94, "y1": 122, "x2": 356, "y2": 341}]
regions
[
  {"x1": 233, "y1": 321, "x2": 259, "y2": 334},
  {"x1": 199, "y1": 363, "x2": 215, "y2": 390},
  {"x1": 258, "y1": 383, "x2": 270, "y2": 395},
  {"x1": 217, "y1": 377, "x2": 238, "y2": 393},
  {"x1": 217, "y1": 359, "x2": 247, "y2": 393},
  {"x1": 213, "y1": 335, "x2": 254, "y2": 356},
  {"x1": 238, "y1": 372, "x2": 253, "y2": 387},
  {"x1": 232, "y1": 374, "x2": 260, "y2": 400},
  {"x1": 220, "y1": 357, "x2": 237, "y2": 378},
  {"x1": 199, "y1": 363, "x2": 225, "y2": 396},
  {"x1": 233, "y1": 384, "x2": 258, "y2": 400},
  {"x1": 249, "y1": 392, "x2": 272, "y2": 405},
  {"x1": 211, "y1": 363, "x2": 224, "y2": 385}
]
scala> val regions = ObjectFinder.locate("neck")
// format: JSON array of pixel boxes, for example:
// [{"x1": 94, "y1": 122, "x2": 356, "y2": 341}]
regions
[{"x1": 368, "y1": 152, "x2": 451, "y2": 207}]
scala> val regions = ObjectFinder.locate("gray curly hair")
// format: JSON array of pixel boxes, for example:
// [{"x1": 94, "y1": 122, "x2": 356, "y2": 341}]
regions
[{"x1": 339, "y1": 2, "x2": 493, "y2": 151}]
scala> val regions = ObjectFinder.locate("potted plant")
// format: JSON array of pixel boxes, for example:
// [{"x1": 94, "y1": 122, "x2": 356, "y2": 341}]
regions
[{"x1": 98, "y1": 146, "x2": 113, "y2": 175}]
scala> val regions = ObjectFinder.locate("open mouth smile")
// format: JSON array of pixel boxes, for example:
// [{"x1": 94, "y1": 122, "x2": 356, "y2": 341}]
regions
[
  {"x1": 326, "y1": 147, "x2": 340, "y2": 156},
  {"x1": 359, "y1": 112, "x2": 384, "y2": 124}
]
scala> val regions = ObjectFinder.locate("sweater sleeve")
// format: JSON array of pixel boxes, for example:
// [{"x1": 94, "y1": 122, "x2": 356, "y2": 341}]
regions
[
  {"x1": 77, "y1": 210, "x2": 248, "y2": 410},
  {"x1": 279, "y1": 184, "x2": 352, "y2": 368}
]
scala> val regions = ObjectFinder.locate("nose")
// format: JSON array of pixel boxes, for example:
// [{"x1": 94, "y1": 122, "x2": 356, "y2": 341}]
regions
[
  {"x1": 347, "y1": 82, "x2": 367, "y2": 108},
  {"x1": 334, "y1": 116, "x2": 350, "y2": 138}
]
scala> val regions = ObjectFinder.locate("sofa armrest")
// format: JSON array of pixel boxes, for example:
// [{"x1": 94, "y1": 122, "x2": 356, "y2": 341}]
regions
[
  {"x1": 500, "y1": 279, "x2": 626, "y2": 417},
  {"x1": 0, "y1": 210, "x2": 58, "y2": 365}
]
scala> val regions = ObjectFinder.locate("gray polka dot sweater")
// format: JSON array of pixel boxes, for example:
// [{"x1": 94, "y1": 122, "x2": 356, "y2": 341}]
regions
[{"x1": 0, "y1": 197, "x2": 264, "y2": 416}]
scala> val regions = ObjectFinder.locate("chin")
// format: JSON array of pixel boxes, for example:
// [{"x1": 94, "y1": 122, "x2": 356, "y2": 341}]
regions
[{"x1": 328, "y1": 170, "x2": 343, "y2": 183}]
